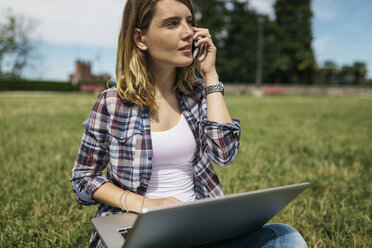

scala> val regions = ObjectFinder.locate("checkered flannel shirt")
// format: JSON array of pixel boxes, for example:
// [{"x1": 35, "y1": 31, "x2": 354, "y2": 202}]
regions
[{"x1": 71, "y1": 78, "x2": 241, "y2": 214}]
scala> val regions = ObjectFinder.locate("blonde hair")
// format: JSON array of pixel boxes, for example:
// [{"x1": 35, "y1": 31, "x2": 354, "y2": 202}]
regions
[{"x1": 115, "y1": 0, "x2": 196, "y2": 114}]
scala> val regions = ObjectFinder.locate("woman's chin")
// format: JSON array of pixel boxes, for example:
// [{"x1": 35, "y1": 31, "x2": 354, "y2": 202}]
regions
[{"x1": 176, "y1": 58, "x2": 194, "y2": 68}]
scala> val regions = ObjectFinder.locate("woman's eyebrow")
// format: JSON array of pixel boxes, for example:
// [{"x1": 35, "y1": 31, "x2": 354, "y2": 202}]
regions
[
  {"x1": 161, "y1": 17, "x2": 180, "y2": 24},
  {"x1": 161, "y1": 15, "x2": 193, "y2": 24}
]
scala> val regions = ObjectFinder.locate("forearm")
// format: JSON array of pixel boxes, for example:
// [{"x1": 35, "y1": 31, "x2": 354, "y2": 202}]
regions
[
  {"x1": 92, "y1": 183, "x2": 145, "y2": 213},
  {"x1": 92, "y1": 182, "x2": 183, "y2": 213},
  {"x1": 203, "y1": 71, "x2": 233, "y2": 124}
]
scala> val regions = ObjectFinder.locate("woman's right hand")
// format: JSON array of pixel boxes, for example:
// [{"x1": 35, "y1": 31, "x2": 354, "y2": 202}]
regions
[
  {"x1": 92, "y1": 183, "x2": 184, "y2": 213},
  {"x1": 143, "y1": 196, "x2": 183, "y2": 210}
]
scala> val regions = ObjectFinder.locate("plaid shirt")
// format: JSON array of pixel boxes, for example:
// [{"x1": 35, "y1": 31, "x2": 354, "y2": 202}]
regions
[{"x1": 71, "y1": 79, "x2": 240, "y2": 247}]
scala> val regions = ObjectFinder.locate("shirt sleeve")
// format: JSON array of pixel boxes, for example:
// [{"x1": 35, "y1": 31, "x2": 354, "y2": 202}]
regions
[
  {"x1": 194, "y1": 79, "x2": 241, "y2": 165},
  {"x1": 200, "y1": 119, "x2": 241, "y2": 165},
  {"x1": 70, "y1": 91, "x2": 111, "y2": 205}
]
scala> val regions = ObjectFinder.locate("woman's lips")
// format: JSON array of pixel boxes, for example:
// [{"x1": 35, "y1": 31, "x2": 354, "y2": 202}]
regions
[
  {"x1": 179, "y1": 44, "x2": 192, "y2": 56},
  {"x1": 179, "y1": 44, "x2": 191, "y2": 51}
]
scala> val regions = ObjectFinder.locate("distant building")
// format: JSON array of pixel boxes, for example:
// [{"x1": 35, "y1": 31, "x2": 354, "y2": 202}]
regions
[{"x1": 69, "y1": 60, "x2": 111, "y2": 92}]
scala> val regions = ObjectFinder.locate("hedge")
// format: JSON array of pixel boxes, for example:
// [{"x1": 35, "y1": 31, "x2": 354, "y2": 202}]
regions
[{"x1": 0, "y1": 79, "x2": 79, "y2": 91}]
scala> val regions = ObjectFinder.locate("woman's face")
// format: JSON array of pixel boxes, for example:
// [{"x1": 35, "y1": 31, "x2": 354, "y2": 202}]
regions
[{"x1": 141, "y1": 0, "x2": 194, "y2": 69}]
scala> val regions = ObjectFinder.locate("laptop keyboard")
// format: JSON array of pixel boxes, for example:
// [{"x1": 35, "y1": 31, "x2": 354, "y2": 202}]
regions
[{"x1": 117, "y1": 228, "x2": 132, "y2": 240}]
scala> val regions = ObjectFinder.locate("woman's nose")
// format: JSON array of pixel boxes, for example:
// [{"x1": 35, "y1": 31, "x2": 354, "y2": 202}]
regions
[{"x1": 181, "y1": 22, "x2": 193, "y2": 39}]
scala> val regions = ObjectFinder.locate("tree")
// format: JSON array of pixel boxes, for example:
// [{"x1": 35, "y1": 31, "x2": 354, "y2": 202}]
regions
[
  {"x1": 0, "y1": 9, "x2": 37, "y2": 79},
  {"x1": 193, "y1": 0, "x2": 227, "y2": 78},
  {"x1": 316, "y1": 60, "x2": 338, "y2": 84},
  {"x1": 323, "y1": 60, "x2": 338, "y2": 84},
  {"x1": 193, "y1": 0, "x2": 317, "y2": 84},
  {"x1": 222, "y1": 0, "x2": 260, "y2": 82},
  {"x1": 337, "y1": 65, "x2": 354, "y2": 85},
  {"x1": 316, "y1": 61, "x2": 368, "y2": 85},
  {"x1": 193, "y1": 0, "x2": 226, "y2": 44},
  {"x1": 261, "y1": 17, "x2": 282, "y2": 83},
  {"x1": 273, "y1": 0, "x2": 315, "y2": 84},
  {"x1": 352, "y1": 61, "x2": 367, "y2": 84},
  {"x1": 194, "y1": 0, "x2": 265, "y2": 83}
]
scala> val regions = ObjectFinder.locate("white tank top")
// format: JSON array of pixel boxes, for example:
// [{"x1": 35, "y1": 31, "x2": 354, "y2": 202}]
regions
[{"x1": 146, "y1": 114, "x2": 196, "y2": 202}]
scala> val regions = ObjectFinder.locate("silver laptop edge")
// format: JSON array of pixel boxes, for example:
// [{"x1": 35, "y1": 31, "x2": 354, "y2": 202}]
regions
[
  {"x1": 92, "y1": 182, "x2": 310, "y2": 248},
  {"x1": 142, "y1": 182, "x2": 310, "y2": 214}
]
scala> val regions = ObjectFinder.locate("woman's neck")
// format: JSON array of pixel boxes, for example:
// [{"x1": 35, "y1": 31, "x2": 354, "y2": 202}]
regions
[{"x1": 149, "y1": 63, "x2": 177, "y2": 97}]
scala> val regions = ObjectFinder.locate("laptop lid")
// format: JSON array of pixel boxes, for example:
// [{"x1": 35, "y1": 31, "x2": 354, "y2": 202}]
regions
[{"x1": 92, "y1": 182, "x2": 310, "y2": 248}]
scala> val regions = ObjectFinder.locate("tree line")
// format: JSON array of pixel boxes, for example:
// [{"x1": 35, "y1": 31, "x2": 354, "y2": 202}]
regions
[
  {"x1": 0, "y1": 1, "x2": 370, "y2": 84},
  {"x1": 193, "y1": 0, "x2": 370, "y2": 85}
]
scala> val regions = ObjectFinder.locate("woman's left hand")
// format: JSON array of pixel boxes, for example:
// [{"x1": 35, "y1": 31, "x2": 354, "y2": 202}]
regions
[{"x1": 192, "y1": 27, "x2": 217, "y2": 78}]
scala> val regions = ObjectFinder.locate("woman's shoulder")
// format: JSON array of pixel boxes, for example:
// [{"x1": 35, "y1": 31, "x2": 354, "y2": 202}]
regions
[
  {"x1": 94, "y1": 87, "x2": 134, "y2": 116},
  {"x1": 99, "y1": 86, "x2": 122, "y2": 100},
  {"x1": 86, "y1": 87, "x2": 143, "y2": 138}
]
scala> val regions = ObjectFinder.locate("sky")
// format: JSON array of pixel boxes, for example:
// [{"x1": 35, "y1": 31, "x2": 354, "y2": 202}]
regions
[{"x1": 1, "y1": 0, "x2": 372, "y2": 81}]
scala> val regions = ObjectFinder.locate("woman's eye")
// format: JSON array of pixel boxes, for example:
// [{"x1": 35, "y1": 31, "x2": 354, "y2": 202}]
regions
[
  {"x1": 167, "y1": 21, "x2": 178, "y2": 26},
  {"x1": 187, "y1": 20, "x2": 193, "y2": 26}
]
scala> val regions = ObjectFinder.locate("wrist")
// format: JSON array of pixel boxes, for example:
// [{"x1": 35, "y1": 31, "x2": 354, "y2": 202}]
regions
[
  {"x1": 206, "y1": 81, "x2": 224, "y2": 96},
  {"x1": 202, "y1": 70, "x2": 219, "y2": 86},
  {"x1": 119, "y1": 190, "x2": 130, "y2": 212},
  {"x1": 140, "y1": 196, "x2": 147, "y2": 213}
]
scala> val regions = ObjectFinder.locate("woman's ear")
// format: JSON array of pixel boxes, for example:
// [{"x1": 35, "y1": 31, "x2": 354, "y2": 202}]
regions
[{"x1": 133, "y1": 28, "x2": 147, "y2": 51}]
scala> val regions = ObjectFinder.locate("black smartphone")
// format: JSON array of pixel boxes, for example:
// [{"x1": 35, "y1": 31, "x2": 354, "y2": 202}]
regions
[{"x1": 192, "y1": 40, "x2": 199, "y2": 59}]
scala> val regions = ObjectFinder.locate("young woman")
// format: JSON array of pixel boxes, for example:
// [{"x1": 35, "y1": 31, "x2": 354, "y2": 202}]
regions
[{"x1": 71, "y1": 0, "x2": 307, "y2": 247}]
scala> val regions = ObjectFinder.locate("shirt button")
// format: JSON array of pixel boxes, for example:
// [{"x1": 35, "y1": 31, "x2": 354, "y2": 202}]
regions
[{"x1": 148, "y1": 157, "x2": 152, "y2": 161}]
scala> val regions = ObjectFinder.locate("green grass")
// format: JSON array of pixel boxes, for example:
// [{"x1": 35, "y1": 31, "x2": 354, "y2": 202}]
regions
[{"x1": 0, "y1": 92, "x2": 371, "y2": 247}]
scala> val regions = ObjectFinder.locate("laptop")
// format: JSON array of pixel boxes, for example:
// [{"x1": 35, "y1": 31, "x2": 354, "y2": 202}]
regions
[{"x1": 92, "y1": 182, "x2": 310, "y2": 248}]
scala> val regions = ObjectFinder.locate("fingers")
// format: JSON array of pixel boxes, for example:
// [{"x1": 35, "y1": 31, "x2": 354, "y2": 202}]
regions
[
  {"x1": 191, "y1": 27, "x2": 215, "y2": 62},
  {"x1": 194, "y1": 36, "x2": 211, "y2": 47},
  {"x1": 195, "y1": 44, "x2": 207, "y2": 62},
  {"x1": 192, "y1": 27, "x2": 213, "y2": 46},
  {"x1": 192, "y1": 27, "x2": 209, "y2": 39},
  {"x1": 166, "y1": 196, "x2": 183, "y2": 204},
  {"x1": 146, "y1": 197, "x2": 183, "y2": 209}
]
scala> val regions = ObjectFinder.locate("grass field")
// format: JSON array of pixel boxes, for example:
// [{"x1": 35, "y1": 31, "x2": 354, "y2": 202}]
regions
[{"x1": 0, "y1": 92, "x2": 371, "y2": 247}]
